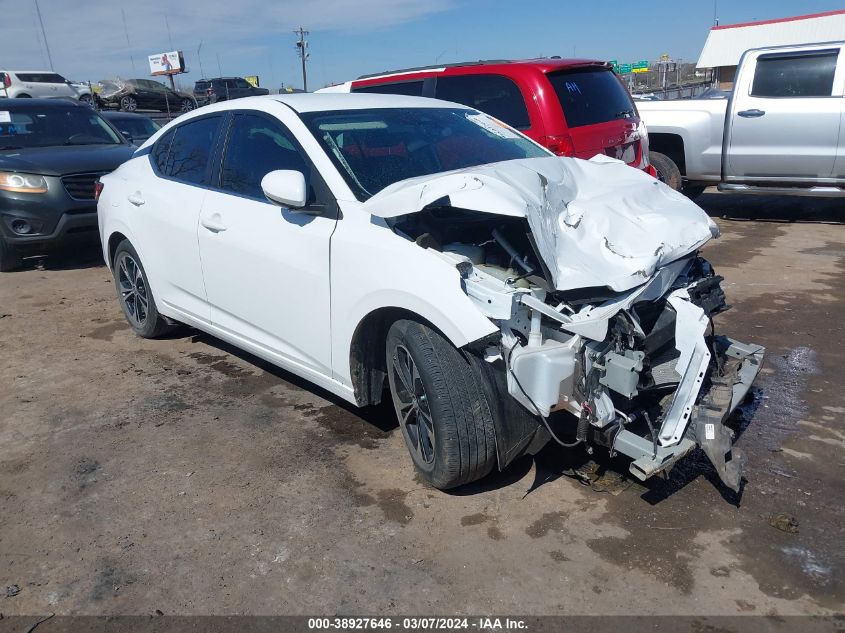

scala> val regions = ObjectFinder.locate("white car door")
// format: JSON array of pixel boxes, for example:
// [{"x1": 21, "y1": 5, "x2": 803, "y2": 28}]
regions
[
  {"x1": 131, "y1": 114, "x2": 226, "y2": 323},
  {"x1": 725, "y1": 46, "x2": 843, "y2": 181},
  {"x1": 197, "y1": 110, "x2": 338, "y2": 376}
]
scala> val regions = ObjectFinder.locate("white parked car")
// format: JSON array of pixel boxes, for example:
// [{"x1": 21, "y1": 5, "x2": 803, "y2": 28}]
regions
[
  {"x1": 98, "y1": 94, "x2": 763, "y2": 492},
  {"x1": 0, "y1": 70, "x2": 88, "y2": 102}
]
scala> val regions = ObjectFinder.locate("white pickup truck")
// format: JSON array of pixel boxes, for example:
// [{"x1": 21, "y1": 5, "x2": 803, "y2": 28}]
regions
[{"x1": 638, "y1": 42, "x2": 845, "y2": 198}]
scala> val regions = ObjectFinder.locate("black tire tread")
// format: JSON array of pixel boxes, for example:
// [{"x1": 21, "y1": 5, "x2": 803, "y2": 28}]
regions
[
  {"x1": 649, "y1": 151, "x2": 683, "y2": 191},
  {"x1": 112, "y1": 240, "x2": 172, "y2": 339},
  {"x1": 388, "y1": 320, "x2": 496, "y2": 489}
]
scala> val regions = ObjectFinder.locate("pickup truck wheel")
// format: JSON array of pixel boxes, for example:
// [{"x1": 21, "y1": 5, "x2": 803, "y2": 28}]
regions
[
  {"x1": 112, "y1": 240, "x2": 172, "y2": 338},
  {"x1": 649, "y1": 151, "x2": 682, "y2": 191},
  {"x1": 0, "y1": 237, "x2": 22, "y2": 272},
  {"x1": 386, "y1": 319, "x2": 496, "y2": 489}
]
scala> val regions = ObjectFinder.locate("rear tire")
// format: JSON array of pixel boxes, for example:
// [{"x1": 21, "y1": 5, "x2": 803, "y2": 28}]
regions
[
  {"x1": 112, "y1": 240, "x2": 172, "y2": 338},
  {"x1": 649, "y1": 151, "x2": 682, "y2": 191},
  {"x1": 385, "y1": 319, "x2": 496, "y2": 489},
  {"x1": 0, "y1": 238, "x2": 22, "y2": 272},
  {"x1": 180, "y1": 98, "x2": 195, "y2": 112},
  {"x1": 119, "y1": 95, "x2": 137, "y2": 112}
]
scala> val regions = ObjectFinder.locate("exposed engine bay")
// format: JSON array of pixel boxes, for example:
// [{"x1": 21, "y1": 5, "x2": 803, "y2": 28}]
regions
[{"x1": 390, "y1": 206, "x2": 764, "y2": 492}]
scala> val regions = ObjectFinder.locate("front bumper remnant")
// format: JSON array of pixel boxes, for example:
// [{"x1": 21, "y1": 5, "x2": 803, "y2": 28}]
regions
[{"x1": 612, "y1": 336, "x2": 764, "y2": 491}]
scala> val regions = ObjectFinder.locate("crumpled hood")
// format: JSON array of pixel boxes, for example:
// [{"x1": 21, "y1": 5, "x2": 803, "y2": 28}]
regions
[{"x1": 363, "y1": 155, "x2": 719, "y2": 293}]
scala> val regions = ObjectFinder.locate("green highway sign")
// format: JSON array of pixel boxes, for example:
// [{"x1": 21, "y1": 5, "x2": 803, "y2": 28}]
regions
[
  {"x1": 619, "y1": 64, "x2": 632, "y2": 74},
  {"x1": 634, "y1": 60, "x2": 649, "y2": 69}
]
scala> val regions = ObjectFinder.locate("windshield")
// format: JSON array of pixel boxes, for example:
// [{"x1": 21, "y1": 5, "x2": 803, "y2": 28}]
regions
[
  {"x1": 0, "y1": 105, "x2": 123, "y2": 149},
  {"x1": 547, "y1": 68, "x2": 637, "y2": 128},
  {"x1": 300, "y1": 107, "x2": 549, "y2": 200}
]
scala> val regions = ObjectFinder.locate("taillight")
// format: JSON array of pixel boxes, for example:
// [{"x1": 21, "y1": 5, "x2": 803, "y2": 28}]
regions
[
  {"x1": 540, "y1": 134, "x2": 575, "y2": 157},
  {"x1": 94, "y1": 180, "x2": 104, "y2": 201},
  {"x1": 2, "y1": 74, "x2": 10, "y2": 88},
  {"x1": 206, "y1": 87, "x2": 215, "y2": 96},
  {"x1": 645, "y1": 164, "x2": 657, "y2": 178}
]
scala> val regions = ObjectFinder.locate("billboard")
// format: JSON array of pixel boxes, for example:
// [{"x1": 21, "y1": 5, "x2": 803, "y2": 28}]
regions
[
  {"x1": 245, "y1": 75, "x2": 260, "y2": 88},
  {"x1": 148, "y1": 51, "x2": 185, "y2": 76}
]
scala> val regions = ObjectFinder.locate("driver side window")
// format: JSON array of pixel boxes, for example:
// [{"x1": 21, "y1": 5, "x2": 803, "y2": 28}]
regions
[{"x1": 219, "y1": 113, "x2": 311, "y2": 200}]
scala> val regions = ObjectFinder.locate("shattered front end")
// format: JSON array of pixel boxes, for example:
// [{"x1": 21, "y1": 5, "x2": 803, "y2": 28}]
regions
[
  {"x1": 369, "y1": 154, "x2": 765, "y2": 492},
  {"x1": 472, "y1": 253, "x2": 764, "y2": 492}
]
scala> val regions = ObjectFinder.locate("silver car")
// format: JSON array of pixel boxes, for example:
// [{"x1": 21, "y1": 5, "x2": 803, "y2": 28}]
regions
[{"x1": 0, "y1": 70, "x2": 86, "y2": 102}]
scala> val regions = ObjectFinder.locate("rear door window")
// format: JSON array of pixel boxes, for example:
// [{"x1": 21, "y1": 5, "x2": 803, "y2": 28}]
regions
[
  {"x1": 161, "y1": 116, "x2": 223, "y2": 185},
  {"x1": 434, "y1": 74, "x2": 530, "y2": 129},
  {"x1": 547, "y1": 68, "x2": 636, "y2": 128},
  {"x1": 751, "y1": 50, "x2": 838, "y2": 97},
  {"x1": 353, "y1": 81, "x2": 425, "y2": 97}
]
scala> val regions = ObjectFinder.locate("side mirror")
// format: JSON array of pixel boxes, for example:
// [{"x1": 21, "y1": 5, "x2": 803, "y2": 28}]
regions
[
  {"x1": 261, "y1": 170, "x2": 307, "y2": 209},
  {"x1": 120, "y1": 131, "x2": 134, "y2": 144}
]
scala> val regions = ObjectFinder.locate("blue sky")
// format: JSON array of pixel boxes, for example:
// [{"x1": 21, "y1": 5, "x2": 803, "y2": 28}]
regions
[{"x1": 1, "y1": 0, "x2": 842, "y2": 89}]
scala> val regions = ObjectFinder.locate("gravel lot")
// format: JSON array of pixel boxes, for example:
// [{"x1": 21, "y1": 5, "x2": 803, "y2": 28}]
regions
[{"x1": 1, "y1": 191, "x2": 843, "y2": 616}]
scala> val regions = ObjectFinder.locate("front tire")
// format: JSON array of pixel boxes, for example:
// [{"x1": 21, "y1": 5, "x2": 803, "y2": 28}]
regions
[
  {"x1": 78, "y1": 93, "x2": 93, "y2": 106},
  {"x1": 180, "y1": 98, "x2": 195, "y2": 112},
  {"x1": 386, "y1": 319, "x2": 496, "y2": 489},
  {"x1": 112, "y1": 240, "x2": 171, "y2": 338}
]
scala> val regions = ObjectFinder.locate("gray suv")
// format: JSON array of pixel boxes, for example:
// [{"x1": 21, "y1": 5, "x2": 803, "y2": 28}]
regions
[{"x1": 193, "y1": 77, "x2": 269, "y2": 105}]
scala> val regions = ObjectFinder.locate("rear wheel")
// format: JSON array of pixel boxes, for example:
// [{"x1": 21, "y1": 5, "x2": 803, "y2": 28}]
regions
[
  {"x1": 78, "y1": 93, "x2": 93, "y2": 106},
  {"x1": 385, "y1": 319, "x2": 496, "y2": 489},
  {"x1": 649, "y1": 151, "x2": 682, "y2": 191},
  {"x1": 180, "y1": 98, "x2": 195, "y2": 112},
  {"x1": 0, "y1": 238, "x2": 22, "y2": 272},
  {"x1": 16, "y1": 93, "x2": 31, "y2": 98},
  {"x1": 119, "y1": 95, "x2": 137, "y2": 112},
  {"x1": 112, "y1": 240, "x2": 172, "y2": 338}
]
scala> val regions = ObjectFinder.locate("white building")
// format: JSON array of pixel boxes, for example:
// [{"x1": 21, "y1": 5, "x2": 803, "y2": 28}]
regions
[{"x1": 697, "y1": 9, "x2": 845, "y2": 88}]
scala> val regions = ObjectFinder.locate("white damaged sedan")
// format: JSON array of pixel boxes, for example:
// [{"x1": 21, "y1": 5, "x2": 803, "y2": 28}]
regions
[{"x1": 98, "y1": 93, "x2": 763, "y2": 492}]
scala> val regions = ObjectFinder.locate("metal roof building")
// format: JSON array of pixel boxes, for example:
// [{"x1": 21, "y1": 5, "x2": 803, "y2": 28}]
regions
[{"x1": 697, "y1": 9, "x2": 845, "y2": 68}]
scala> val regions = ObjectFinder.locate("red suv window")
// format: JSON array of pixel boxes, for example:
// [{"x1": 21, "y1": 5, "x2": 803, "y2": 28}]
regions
[{"x1": 434, "y1": 74, "x2": 530, "y2": 130}]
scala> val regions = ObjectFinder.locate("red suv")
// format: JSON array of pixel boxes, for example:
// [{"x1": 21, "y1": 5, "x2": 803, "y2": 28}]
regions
[{"x1": 348, "y1": 58, "x2": 653, "y2": 174}]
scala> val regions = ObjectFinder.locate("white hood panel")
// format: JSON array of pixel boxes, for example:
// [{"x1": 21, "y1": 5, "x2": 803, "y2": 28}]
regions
[{"x1": 363, "y1": 155, "x2": 719, "y2": 293}]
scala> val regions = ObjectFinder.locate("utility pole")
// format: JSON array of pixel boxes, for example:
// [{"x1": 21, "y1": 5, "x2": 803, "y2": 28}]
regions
[
  {"x1": 34, "y1": 0, "x2": 54, "y2": 71},
  {"x1": 294, "y1": 26, "x2": 309, "y2": 92},
  {"x1": 197, "y1": 41, "x2": 205, "y2": 78}
]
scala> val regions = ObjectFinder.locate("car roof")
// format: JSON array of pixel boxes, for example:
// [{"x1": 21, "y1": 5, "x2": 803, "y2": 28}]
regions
[
  {"x1": 356, "y1": 57, "x2": 609, "y2": 81},
  {"x1": 0, "y1": 97, "x2": 85, "y2": 109},
  {"x1": 281, "y1": 92, "x2": 478, "y2": 113},
  {"x1": 181, "y1": 92, "x2": 476, "y2": 115}
]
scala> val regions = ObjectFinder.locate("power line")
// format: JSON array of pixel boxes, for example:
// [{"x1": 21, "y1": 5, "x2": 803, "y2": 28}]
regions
[
  {"x1": 33, "y1": 0, "x2": 53, "y2": 71},
  {"x1": 121, "y1": 8, "x2": 137, "y2": 75}
]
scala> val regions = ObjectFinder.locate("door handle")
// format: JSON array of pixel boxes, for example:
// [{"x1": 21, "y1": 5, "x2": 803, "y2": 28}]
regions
[
  {"x1": 737, "y1": 109, "x2": 766, "y2": 118},
  {"x1": 127, "y1": 191, "x2": 145, "y2": 206},
  {"x1": 200, "y1": 216, "x2": 227, "y2": 233}
]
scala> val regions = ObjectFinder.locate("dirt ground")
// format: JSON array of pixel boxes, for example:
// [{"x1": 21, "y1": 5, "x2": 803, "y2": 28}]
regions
[{"x1": 1, "y1": 191, "x2": 843, "y2": 617}]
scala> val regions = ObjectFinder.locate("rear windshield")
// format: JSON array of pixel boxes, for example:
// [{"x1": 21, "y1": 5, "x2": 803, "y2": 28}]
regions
[
  {"x1": 195, "y1": 81, "x2": 210, "y2": 91},
  {"x1": 110, "y1": 116, "x2": 160, "y2": 138},
  {"x1": 0, "y1": 105, "x2": 123, "y2": 149},
  {"x1": 300, "y1": 107, "x2": 549, "y2": 200},
  {"x1": 547, "y1": 68, "x2": 636, "y2": 128},
  {"x1": 15, "y1": 72, "x2": 67, "y2": 83}
]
